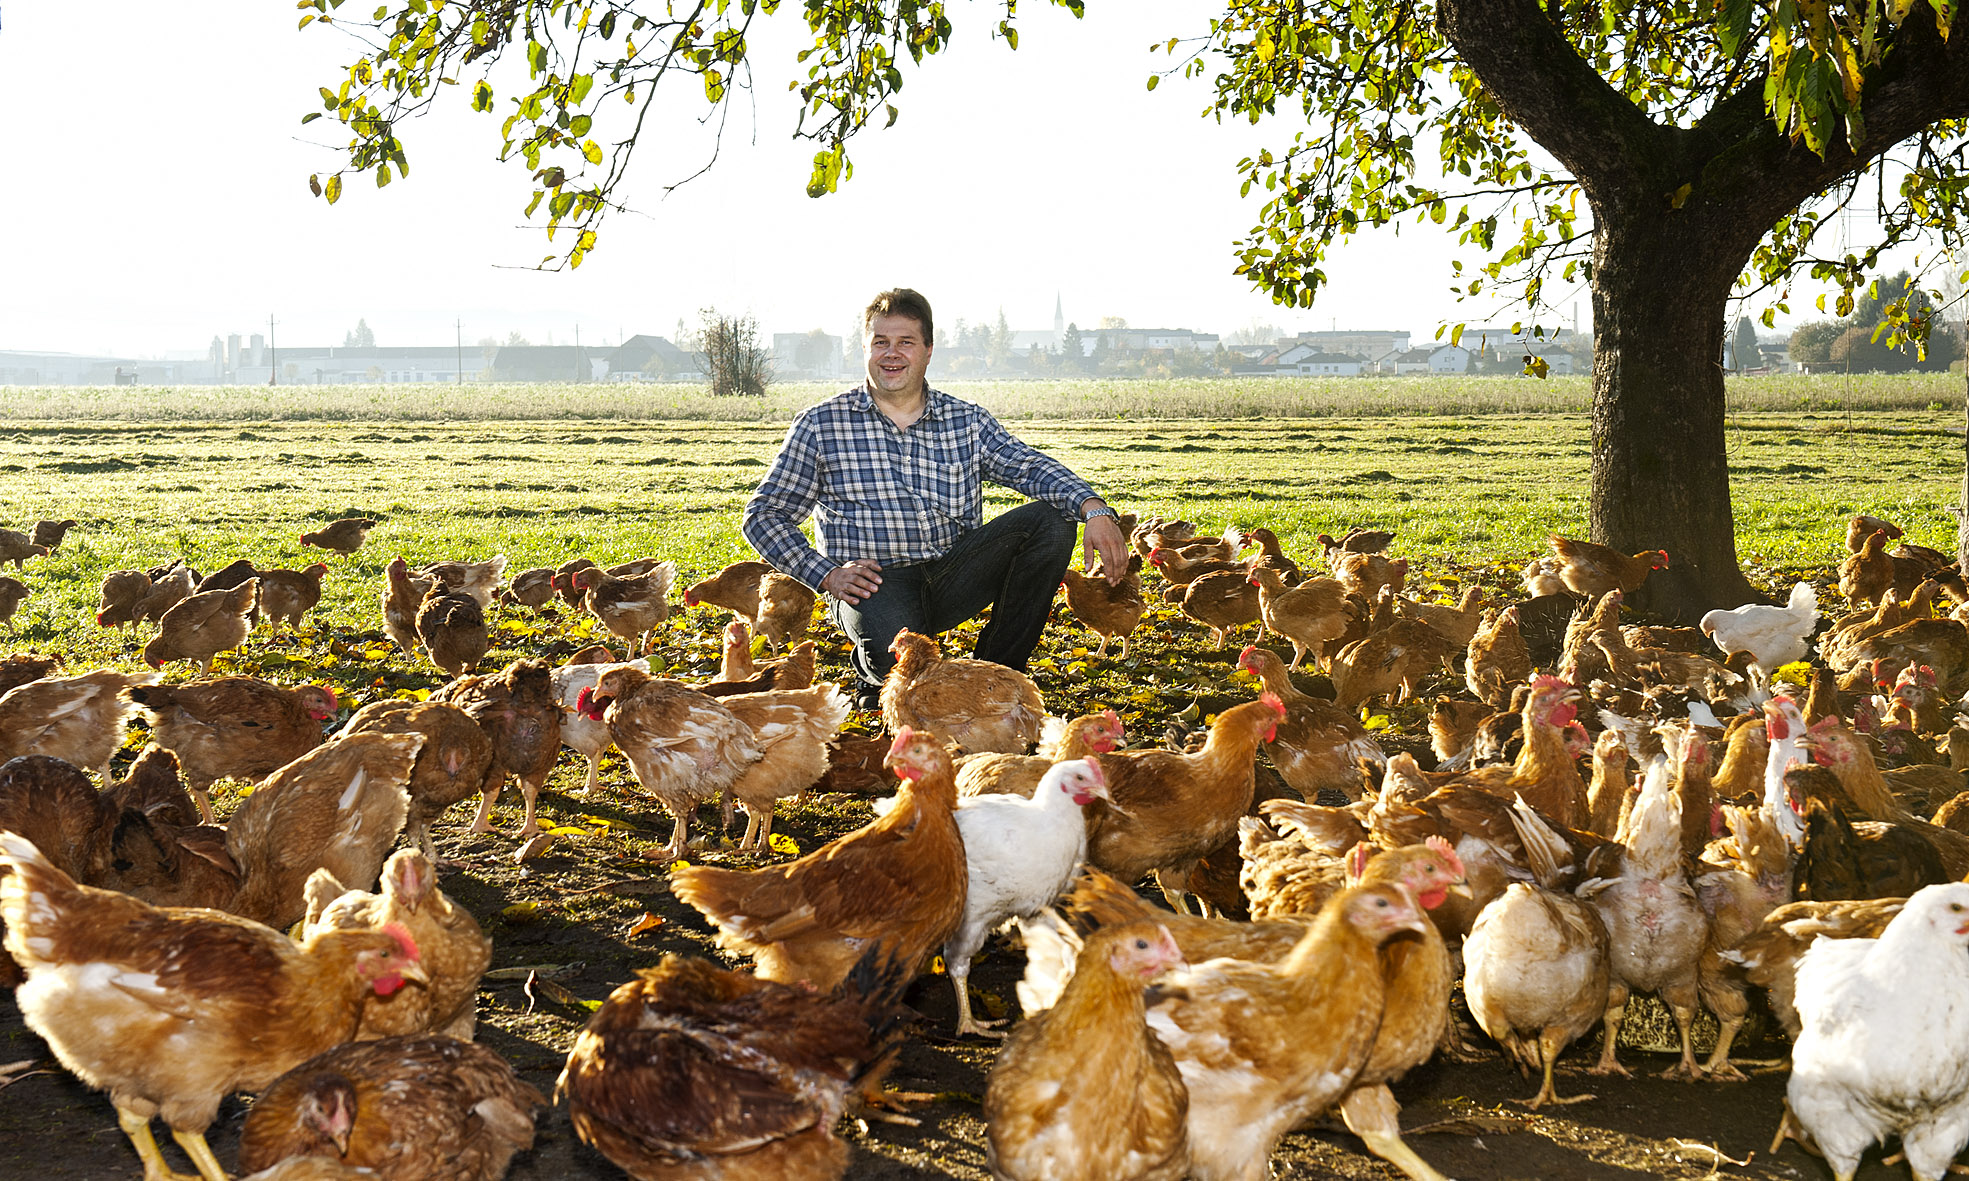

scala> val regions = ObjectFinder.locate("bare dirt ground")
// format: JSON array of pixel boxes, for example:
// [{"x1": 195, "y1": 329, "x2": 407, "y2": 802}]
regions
[{"x1": 0, "y1": 773, "x2": 1909, "y2": 1181}]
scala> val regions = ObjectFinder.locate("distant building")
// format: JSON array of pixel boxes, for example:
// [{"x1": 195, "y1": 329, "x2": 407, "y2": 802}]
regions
[
  {"x1": 1288, "y1": 329, "x2": 1411, "y2": 361},
  {"x1": 770, "y1": 331, "x2": 847, "y2": 381},
  {"x1": 608, "y1": 335, "x2": 695, "y2": 379}
]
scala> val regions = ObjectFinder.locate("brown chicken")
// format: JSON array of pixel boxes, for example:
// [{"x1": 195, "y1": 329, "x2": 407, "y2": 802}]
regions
[
  {"x1": 341, "y1": 699, "x2": 494, "y2": 859},
  {"x1": 434, "y1": 659, "x2": 563, "y2": 838},
  {"x1": 416, "y1": 555, "x2": 508, "y2": 608},
  {"x1": 116, "y1": 563, "x2": 194, "y2": 627},
  {"x1": 1174, "y1": 568, "x2": 1261, "y2": 649},
  {"x1": 143, "y1": 579, "x2": 259, "y2": 671},
  {"x1": 1084, "y1": 695, "x2": 1283, "y2": 913},
  {"x1": 97, "y1": 568, "x2": 158, "y2": 629},
  {"x1": 671, "y1": 728, "x2": 967, "y2": 991},
  {"x1": 1462, "y1": 797, "x2": 1612, "y2": 1109},
  {"x1": 0, "y1": 651, "x2": 61, "y2": 696},
  {"x1": 1171, "y1": 526, "x2": 1245, "y2": 564},
  {"x1": 0, "y1": 668, "x2": 157, "y2": 781},
  {"x1": 1141, "y1": 882, "x2": 1430, "y2": 1181},
  {"x1": 496, "y1": 565, "x2": 557, "y2": 610},
  {"x1": 1146, "y1": 546, "x2": 1241, "y2": 587},
  {"x1": 132, "y1": 677, "x2": 338, "y2": 822},
  {"x1": 1399, "y1": 585, "x2": 1487, "y2": 649},
  {"x1": 1805, "y1": 719, "x2": 1969, "y2": 877},
  {"x1": 1840, "y1": 528, "x2": 1897, "y2": 607},
  {"x1": 720, "y1": 684, "x2": 852, "y2": 851},
  {"x1": 1544, "y1": 533, "x2": 1670, "y2": 598},
  {"x1": 0, "y1": 830, "x2": 427, "y2": 1181},
  {"x1": 300, "y1": 516, "x2": 378, "y2": 554},
  {"x1": 29, "y1": 517, "x2": 77, "y2": 552},
  {"x1": 557, "y1": 947, "x2": 912, "y2": 1181},
  {"x1": 0, "y1": 574, "x2": 26, "y2": 630},
  {"x1": 1063, "y1": 553, "x2": 1149, "y2": 658},
  {"x1": 754, "y1": 571, "x2": 817, "y2": 653},
  {"x1": 302, "y1": 848, "x2": 491, "y2": 1040},
  {"x1": 681, "y1": 558, "x2": 774, "y2": 616},
  {"x1": 0, "y1": 527, "x2": 50, "y2": 569},
  {"x1": 985, "y1": 921, "x2": 1190, "y2": 1181},
  {"x1": 577, "y1": 666, "x2": 760, "y2": 858},
  {"x1": 882, "y1": 629, "x2": 1045, "y2": 754},
  {"x1": 576, "y1": 562, "x2": 676, "y2": 652},
  {"x1": 416, "y1": 584, "x2": 489, "y2": 677},
  {"x1": 1330, "y1": 595, "x2": 1457, "y2": 711},
  {"x1": 382, "y1": 557, "x2": 431, "y2": 656},
  {"x1": 1249, "y1": 566, "x2": 1350, "y2": 670},
  {"x1": 238, "y1": 1035, "x2": 543, "y2": 1181},
  {"x1": 1723, "y1": 896, "x2": 1905, "y2": 1039},
  {"x1": 225, "y1": 731, "x2": 422, "y2": 929},
  {"x1": 1332, "y1": 551, "x2": 1409, "y2": 600},
  {"x1": 712, "y1": 619, "x2": 818, "y2": 692},
  {"x1": 1237, "y1": 645, "x2": 1382, "y2": 799},
  {"x1": 1692, "y1": 804, "x2": 1795, "y2": 1078},
  {"x1": 1439, "y1": 674, "x2": 1587, "y2": 830},
  {"x1": 1242, "y1": 526, "x2": 1304, "y2": 585},
  {"x1": 259, "y1": 563, "x2": 329, "y2": 632},
  {"x1": 955, "y1": 710, "x2": 1128, "y2": 798}
]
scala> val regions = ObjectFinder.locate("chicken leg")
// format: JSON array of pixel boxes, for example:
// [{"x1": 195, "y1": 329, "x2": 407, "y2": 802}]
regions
[
  {"x1": 169, "y1": 1128, "x2": 229, "y2": 1181},
  {"x1": 950, "y1": 968, "x2": 1007, "y2": 1040},
  {"x1": 1340, "y1": 1084, "x2": 1450, "y2": 1181},
  {"x1": 1589, "y1": 985, "x2": 1633, "y2": 1077},
  {"x1": 1519, "y1": 1028, "x2": 1597, "y2": 1110},
  {"x1": 115, "y1": 1107, "x2": 202, "y2": 1181}
]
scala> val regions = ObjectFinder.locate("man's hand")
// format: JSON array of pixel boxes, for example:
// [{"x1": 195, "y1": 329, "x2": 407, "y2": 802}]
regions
[
  {"x1": 1083, "y1": 514, "x2": 1129, "y2": 586},
  {"x1": 820, "y1": 559, "x2": 884, "y2": 604}
]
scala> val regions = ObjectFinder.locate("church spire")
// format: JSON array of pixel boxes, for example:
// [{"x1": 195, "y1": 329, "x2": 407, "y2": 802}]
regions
[{"x1": 1053, "y1": 292, "x2": 1064, "y2": 341}]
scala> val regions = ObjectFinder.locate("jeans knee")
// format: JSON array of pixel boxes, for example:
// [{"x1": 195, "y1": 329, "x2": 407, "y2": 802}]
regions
[{"x1": 1016, "y1": 502, "x2": 1076, "y2": 552}]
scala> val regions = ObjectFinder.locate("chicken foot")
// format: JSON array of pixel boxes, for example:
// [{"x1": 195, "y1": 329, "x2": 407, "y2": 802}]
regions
[
  {"x1": 949, "y1": 971, "x2": 1007, "y2": 1040},
  {"x1": 1656, "y1": 985, "x2": 1706, "y2": 1080},
  {"x1": 1517, "y1": 1028, "x2": 1596, "y2": 1110},
  {"x1": 114, "y1": 1107, "x2": 207, "y2": 1181},
  {"x1": 169, "y1": 1129, "x2": 229, "y2": 1181},
  {"x1": 1340, "y1": 1084, "x2": 1450, "y2": 1181},
  {"x1": 468, "y1": 780, "x2": 501, "y2": 833}
]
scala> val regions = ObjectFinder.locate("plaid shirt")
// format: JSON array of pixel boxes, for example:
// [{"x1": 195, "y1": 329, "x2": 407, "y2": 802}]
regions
[{"x1": 742, "y1": 386, "x2": 1098, "y2": 591}]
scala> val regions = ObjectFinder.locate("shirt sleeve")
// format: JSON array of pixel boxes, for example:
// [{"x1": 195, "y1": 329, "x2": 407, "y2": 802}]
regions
[
  {"x1": 742, "y1": 413, "x2": 839, "y2": 592},
  {"x1": 974, "y1": 410, "x2": 1099, "y2": 519}
]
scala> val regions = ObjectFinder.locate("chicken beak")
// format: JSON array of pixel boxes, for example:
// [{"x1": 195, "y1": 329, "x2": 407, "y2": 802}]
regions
[
  {"x1": 398, "y1": 959, "x2": 430, "y2": 986},
  {"x1": 1449, "y1": 878, "x2": 1475, "y2": 900}
]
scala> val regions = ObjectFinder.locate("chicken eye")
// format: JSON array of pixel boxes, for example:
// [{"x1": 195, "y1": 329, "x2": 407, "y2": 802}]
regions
[{"x1": 1134, "y1": 938, "x2": 1150, "y2": 949}]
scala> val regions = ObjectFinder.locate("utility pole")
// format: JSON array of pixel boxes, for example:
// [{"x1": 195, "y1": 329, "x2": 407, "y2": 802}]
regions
[
  {"x1": 456, "y1": 318, "x2": 464, "y2": 385},
  {"x1": 268, "y1": 314, "x2": 278, "y2": 387}
]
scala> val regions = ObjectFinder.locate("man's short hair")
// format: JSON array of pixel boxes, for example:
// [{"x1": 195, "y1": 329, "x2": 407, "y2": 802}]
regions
[{"x1": 864, "y1": 289, "x2": 933, "y2": 343}]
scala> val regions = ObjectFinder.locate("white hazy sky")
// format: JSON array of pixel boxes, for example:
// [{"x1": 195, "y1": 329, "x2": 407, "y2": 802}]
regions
[{"x1": 0, "y1": 1, "x2": 1885, "y2": 360}]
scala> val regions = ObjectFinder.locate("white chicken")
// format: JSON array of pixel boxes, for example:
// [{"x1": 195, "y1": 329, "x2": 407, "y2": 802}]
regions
[
  {"x1": 1463, "y1": 795, "x2": 1612, "y2": 1110},
  {"x1": 416, "y1": 554, "x2": 509, "y2": 608},
  {"x1": 1788, "y1": 881, "x2": 1969, "y2": 1181},
  {"x1": 1700, "y1": 581, "x2": 1816, "y2": 687},
  {"x1": 945, "y1": 758, "x2": 1109, "y2": 1038},
  {"x1": 549, "y1": 653, "x2": 649, "y2": 797}
]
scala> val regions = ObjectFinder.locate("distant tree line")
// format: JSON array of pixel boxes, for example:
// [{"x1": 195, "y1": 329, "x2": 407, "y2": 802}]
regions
[{"x1": 1786, "y1": 272, "x2": 1964, "y2": 374}]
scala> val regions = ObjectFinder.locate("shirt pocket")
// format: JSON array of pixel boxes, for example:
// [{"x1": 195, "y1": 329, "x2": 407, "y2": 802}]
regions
[{"x1": 909, "y1": 457, "x2": 977, "y2": 521}]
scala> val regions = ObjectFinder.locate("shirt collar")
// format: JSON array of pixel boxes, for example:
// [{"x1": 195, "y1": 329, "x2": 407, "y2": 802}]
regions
[{"x1": 851, "y1": 384, "x2": 945, "y2": 420}]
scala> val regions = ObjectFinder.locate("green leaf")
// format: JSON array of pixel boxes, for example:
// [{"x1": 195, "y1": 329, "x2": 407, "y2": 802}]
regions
[
  {"x1": 1146, "y1": 74, "x2": 1159, "y2": 91},
  {"x1": 324, "y1": 174, "x2": 343, "y2": 204},
  {"x1": 301, "y1": 111, "x2": 323, "y2": 124},
  {"x1": 471, "y1": 80, "x2": 494, "y2": 112}
]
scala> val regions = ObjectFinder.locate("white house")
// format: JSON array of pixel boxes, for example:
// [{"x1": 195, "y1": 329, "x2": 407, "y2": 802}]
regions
[{"x1": 1428, "y1": 345, "x2": 1473, "y2": 373}]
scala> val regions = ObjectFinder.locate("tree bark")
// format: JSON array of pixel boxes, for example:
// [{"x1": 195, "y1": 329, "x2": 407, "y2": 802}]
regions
[{"x1": 1588, "y1": 213, "x2": 1757, "y2": 618}]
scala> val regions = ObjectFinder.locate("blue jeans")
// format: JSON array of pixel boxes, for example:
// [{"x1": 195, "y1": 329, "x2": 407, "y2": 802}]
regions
[{"x1": 830, "y1": 501, "x2": 1077, "y2": 698}]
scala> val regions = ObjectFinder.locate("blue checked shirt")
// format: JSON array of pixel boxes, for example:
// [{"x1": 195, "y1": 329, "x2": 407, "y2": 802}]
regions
[{"x1": 742, "y1": 386, "x2": 1099, "y2": 592}]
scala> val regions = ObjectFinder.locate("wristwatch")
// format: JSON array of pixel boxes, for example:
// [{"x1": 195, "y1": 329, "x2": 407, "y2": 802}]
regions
[{"x1": 1083, "y1": 504, "x2": 1120, "y2": 524}]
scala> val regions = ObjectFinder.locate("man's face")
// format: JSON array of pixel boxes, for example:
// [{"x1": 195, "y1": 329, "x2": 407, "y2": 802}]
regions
[{"x1": 865, "y1": 313, "x2": 932, "y2": 397}]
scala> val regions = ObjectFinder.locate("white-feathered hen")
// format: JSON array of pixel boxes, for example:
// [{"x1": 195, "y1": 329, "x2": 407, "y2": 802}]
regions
[
  {"x1": 549, "y1": 654, "x2": 649, "y2": 797},
  {"x1": 945, "y1": 758, "x2": 1109, "y2": 1038},
  {"x1": 1788, "y1": 881, "x2": 1969, "y2": 1181},
  {"x1": 1700, "y1": 581, "x2": 1816, "y2": 684}
]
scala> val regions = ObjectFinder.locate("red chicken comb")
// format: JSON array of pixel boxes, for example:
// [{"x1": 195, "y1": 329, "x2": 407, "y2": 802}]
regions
[
  {"x1": 887, "y1": 728, "x2": 917, "y2": 759},
  {"x1": 1101, "y1": 708, "x2": 1122, "y2": 730},
  {"x1": 1425, "y1": 835, "x2": 1466, "y2": 880},
  {"x1": 575, "y1": 686, "x2": 596, "y2": 715},
  {"x1": 1238, "y1": 644, "x2": 1259, "y2": 667},
  {"x1": 317, "y1": 684, "x2": 339, "y2": 708},
  {"x1": 1259, "y1": 691, "x2": 1286, "y2": 718},
  {"x1": 1529, "y1": 673, "x2": 1571, "y2": 694},
  {"x1": 381, "y1": 921, "x2": 421, "y2": 962},
  {"x1": 1345, "y1": 841, "x2": 1373, "y2": 885}
]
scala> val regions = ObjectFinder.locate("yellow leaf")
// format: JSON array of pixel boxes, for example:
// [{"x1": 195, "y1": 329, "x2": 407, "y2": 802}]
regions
[
  {"x1": 500, "y1": 902, "x2": 541, "y2": 920},
  {"x1": 579, "y1": 815, "x2": 614, "y2": 829},
  {"x1": 667, "y1": 859, "x2": 691, "y2": 872},
  {"x1": 930, "y1": 955, "x2": 947, "y2": 975},
  {"x1": 1364, "y1": 714, "x2": 1393, "y2": 731},
  {"x1": 362, "y1": 646, "x2": 391, "y2": 661},
  {"x1": 768, "y1": 833, "x2": 800, "y2": 856},
  {"x1": 626, "y1": 912, "x2": 665, "y2": 938},
  {"x1": 545, "y1": 825, "x2": 590, "y2": 837},
  {"x1": 1668, "y1": 182, "x2": 1693, "y2": 209}
]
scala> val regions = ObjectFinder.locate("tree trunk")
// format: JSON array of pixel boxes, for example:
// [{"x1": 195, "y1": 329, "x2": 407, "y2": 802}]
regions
[{"x1": 1588, "y1": 214, "x2": 1759, "y2": 623}]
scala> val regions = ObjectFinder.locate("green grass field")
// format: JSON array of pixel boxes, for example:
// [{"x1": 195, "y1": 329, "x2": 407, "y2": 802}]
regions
[{"x1": 0, "y1": 379, "x2": 1957, "y2": 761}]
